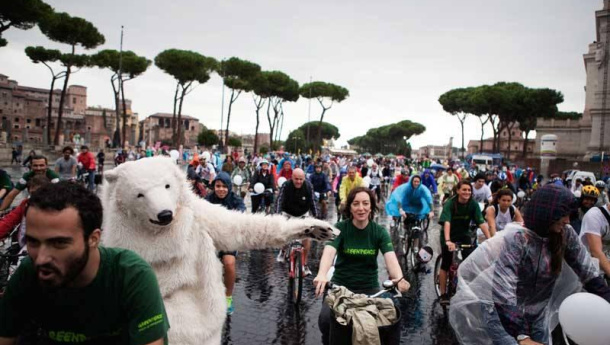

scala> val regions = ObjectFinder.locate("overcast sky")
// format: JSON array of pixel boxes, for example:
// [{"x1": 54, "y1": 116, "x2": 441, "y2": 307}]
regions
[{"x1": 0, "y1": 0, "x2": 602, "y2": 149}]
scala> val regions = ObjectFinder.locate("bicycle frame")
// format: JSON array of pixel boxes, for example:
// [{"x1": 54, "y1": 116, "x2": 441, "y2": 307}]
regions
[
  {"x1": 447, "y1": 244, "x2": 473, "y2": 296},
  {"x1": 288, "y1": 241, "x2": 305, "y2": 279}
]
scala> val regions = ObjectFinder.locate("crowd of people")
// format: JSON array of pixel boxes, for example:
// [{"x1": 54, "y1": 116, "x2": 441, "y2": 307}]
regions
[{"x1": 1, "y1": 146, "x2": 610, "y2": 344}]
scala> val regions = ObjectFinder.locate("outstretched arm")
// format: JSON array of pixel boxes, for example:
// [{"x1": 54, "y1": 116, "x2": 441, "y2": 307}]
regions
[
  {"x1": 198, "y1": 199, "x2": 337, "y2": 252},
  {"x1": 0, "y1": 189, "x2": 19, "y2": 211}
]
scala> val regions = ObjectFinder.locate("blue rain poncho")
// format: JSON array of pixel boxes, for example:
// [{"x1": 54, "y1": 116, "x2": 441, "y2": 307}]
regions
[{"x1": 385, "y1": 176, "x2": 432, "y2": 219}]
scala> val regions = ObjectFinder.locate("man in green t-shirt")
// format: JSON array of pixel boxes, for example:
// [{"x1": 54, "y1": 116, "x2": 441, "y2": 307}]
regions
[
  {"x1": 0, "y1": 155, "x2": 59, "y2": 211},
  {"x1": 0, "y1": 182, "x2": 169, "y2": 345}
]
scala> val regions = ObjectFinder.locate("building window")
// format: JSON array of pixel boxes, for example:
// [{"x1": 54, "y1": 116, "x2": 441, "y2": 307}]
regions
[
  {"x1": 13, "y1": 125, "x2": 19, "y2": 129},
  {"x1": 191, "y1": 126, "x2": 194, "y2": 131},
  {"x1": 35, "y1": 119, "x2": 41, "y2": 127},
  {"x1": 158, "y1": 118, "x2": 163, "y2": 126},
  {"x1": 72, "y1": 97, "x2": 76, "y2": 104},
  {"x1": 14, "y1": 118, "x2": 18, "y2": 122},
  {"x1": 26, "y1": 119, "x2": 31, "y2": 123},
  {"x1": 26, "y1": 125, "x2": 30, "y2": 129}
]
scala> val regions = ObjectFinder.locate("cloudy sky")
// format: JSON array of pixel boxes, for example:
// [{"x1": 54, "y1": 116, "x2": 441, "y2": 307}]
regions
[{"x1": 0, "y1": 0, "x2": 602, "y2": 149}]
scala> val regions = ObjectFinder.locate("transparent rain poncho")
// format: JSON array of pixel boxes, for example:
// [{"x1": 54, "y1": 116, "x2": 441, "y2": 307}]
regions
[
  {"x1": 385, "y1": 176, "x2": 432, "y2": 220},
  {"x1": 449, "y1": 223, "x2": 599, "y2": 345}
]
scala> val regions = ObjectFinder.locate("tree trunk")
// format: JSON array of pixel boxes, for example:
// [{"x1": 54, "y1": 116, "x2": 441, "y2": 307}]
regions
[
  {"x1": 224, "y1": 89, "x2": 240, "y2": 148},
  {"x1": 54, "y1": 46, "x2": 74, "y2": 145},
  {"x1": 46, "y1": 76, "x2": 56, "y2": 146},
  {"x1": 277, "y1": 104, "x2": 285, "y2": 143},
  {"x1": 488, "y1": 114, "x2": 498, "y2": 153},
  {"x1": 176, "y1": 85, "x2": 187, "y2": 147},
  {"x1": 507, "y1": 123, "x2": 514, "y2": 161},
  {"x1": 266, "y1": 98, "x2": 274, "y2": 149},
  {"x1": 253, "y1": 95, "x2": 265, "y2": 155},
  {"x1": 121, "y1": 80, "x2": 128, "y2": 148},
  {"x1": 478, "y1": 116, "x2": 489, "y2": 154},
  {"x1": 172, "y1": 82, "x2": 179, "y2": 140},
  {"x1": 112, "y1": 74, "x2": 121, "y2": 147},
  {"x1": 460, "y1": 119, "x2": 465, "y2": 159},
  {"x1": 318, "y1": 108, "x2": 327, "y2": 152}
]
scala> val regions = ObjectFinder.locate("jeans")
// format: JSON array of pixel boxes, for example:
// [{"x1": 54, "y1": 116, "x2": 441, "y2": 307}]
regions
[{"x1": 86, "y1": 169, "x2": 96, "y2": 191}]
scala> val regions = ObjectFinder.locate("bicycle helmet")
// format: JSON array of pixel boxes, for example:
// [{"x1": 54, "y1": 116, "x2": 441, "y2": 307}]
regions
[
  {"x1": 417, "y1": 246, "x2": 433, "y2": 263},
  {"x1": 581, "y1": 185, "x2": 600, "y2": 199},
  {"x1": 595, "y1": 180, "x2": 606, "y2": 190}
]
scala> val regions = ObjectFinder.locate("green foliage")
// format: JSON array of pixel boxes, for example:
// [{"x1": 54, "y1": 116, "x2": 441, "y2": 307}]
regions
[
  {"x1": 299, "y1": 81, "x2": 349, "y2": 102},
  {"x1": 92, "y1": 50, "x2": 151, "y2": 77},
  {"x1": 259, "y1": 146, "x2": 269, "y2": 154},
  {"x1": 220, "y1": 57, "x2": 261, "y2": 92},
  {"x1": 555, "y1": 111, "x2": 582, "y2": 120},
  {"x1": 0, "y1": 0, "x2": 53, "y2": 47},
  {"x1": 154, "y1": 49, "x2": 217, "y2": 85},
  {"x1": 297, "y1": 121, "x2": 340, "y2": 140},
  {"x1": 38, "y1": 12, "x2": 105, "y2": 49},
  {"x1": 348, "y1": 120, "x2": 425, "y2": 155},
  {"x1": 227, "y1": 137, "x2": 242, "y2": 147},
  {"x1": 197, "y1": 128, "x2": 219, "y2": 147},
  {"x1": 24, "y1": 46, "x2": 61, "y2": 63},
  {"x1": 286, "y1": 129, "x2": 308, "y2": 153}
]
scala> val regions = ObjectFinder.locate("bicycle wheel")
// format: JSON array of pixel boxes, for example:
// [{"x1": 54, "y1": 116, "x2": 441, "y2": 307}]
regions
[
  {"x1": 292, "y1": 253, "x2": 303, "y2": 304},
  {"x1": 433, "y1": 255, "x2": 443, "y2": 298}
]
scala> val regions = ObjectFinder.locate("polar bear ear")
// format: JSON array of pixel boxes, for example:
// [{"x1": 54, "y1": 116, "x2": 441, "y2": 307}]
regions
[{"x1": 104, "y1": 170, "x2": 119, "y2": 184}]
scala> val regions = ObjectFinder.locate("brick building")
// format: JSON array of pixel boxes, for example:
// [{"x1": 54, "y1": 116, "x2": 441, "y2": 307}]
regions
[
  {"x1": 140, "y1": 113, "x2": 200, "y2": 147},
  {"x1": 0, "y1": 73, "x2": 139, "y2": 147}
]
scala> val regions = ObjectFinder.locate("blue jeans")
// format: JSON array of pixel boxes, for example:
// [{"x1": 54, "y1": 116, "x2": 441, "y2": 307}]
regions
[{"x1": 86, "y1": 169, "x2": 96, "y2": 191}]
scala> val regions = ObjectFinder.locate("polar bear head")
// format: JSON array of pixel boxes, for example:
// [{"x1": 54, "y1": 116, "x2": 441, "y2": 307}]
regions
[{"x1": 102, "y1": 157, "x2": 192, "y2": 230}]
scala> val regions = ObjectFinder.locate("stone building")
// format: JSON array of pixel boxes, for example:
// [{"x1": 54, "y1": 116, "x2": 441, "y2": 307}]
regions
[
  {"x1": 85, "y1": 102, "x2": 139, "y2": 148},
  {"x1": 467, "y1": 126, "x2": 535, "y2": 161},
  {"x1": 0, "y1": 73, "x2": 139, "y2": 147},
  {"x1": 534, "y1": 0, "x2": 610, "y2": 159},
  {"x1": 139, "y1": 113, "x2": 200, "y2": 147}
]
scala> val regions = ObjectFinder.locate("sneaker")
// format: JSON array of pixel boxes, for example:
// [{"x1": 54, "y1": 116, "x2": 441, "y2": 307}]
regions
[
  {"x1": 303, "y1": 265, "x2": 312, "y2": 277},
  {"x1": 226, "y1": 296, "x2": 234, "y2": 315},
  {"x1": 440, "y1": 294, "x2": 450, "y2": 306},
  {"x1": 276, "y1": 250, "x2": 285, "y2": 263}
]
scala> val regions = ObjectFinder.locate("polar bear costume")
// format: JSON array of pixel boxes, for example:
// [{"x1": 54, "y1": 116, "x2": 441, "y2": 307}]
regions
[{"x1": 100, "y1": 157, "x2": 336, "y2": 345}]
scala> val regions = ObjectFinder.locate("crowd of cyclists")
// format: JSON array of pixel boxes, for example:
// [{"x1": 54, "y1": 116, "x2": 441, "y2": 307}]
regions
[{"x1": 2, "y1": 145, "x2": 610, "y2": 344}]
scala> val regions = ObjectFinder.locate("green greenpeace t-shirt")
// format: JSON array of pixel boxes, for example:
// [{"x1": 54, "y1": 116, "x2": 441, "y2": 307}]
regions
[
  {"x1": 0, "y1": 246, "x2": 169, "y2": 344},
  {"x1": 15, "y1": 169, "x2": 60, "y2": 191},
  {"x1": 328, "y1": 220, "x2": 394, "y2": 291},
  {"x1": 438, "y1": 197, "x2": 485, "y2": 244}
]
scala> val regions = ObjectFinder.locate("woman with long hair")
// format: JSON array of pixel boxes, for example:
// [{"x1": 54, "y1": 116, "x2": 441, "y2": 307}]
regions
[{"x1": 438, "y1": 180, "x2": 491, "y2": 305}]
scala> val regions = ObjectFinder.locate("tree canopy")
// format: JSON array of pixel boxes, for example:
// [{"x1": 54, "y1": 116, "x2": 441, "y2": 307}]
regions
[
  {"x1": 219, "y1": 57, "x2": 261, "y2": 148},
  {"x1": 299, "y1": 81, "x2": 349, "y2": 145},
  {"x1": 38, "y1": 12, "x2": 105, "y2": 49},
  {"x1": 0, "y1": 0, "x2": 53, "y2": 47},
  {"x1": 439, "y1": 83, "x2": 564, "y2": 158},
  {"x1": 197, "y1": 126, "x2": 219, "y2": 147},
  {"x1": 155, "y1": 49, "x2": 218, "y2": 146},
  {"x1": 348, "y1": 120, "x2": 425, "y2": 155},
  {"x1": 286, "y1": 121, "x2": 340, "y2": 153},
  {"x1": 92, "y1": 49, "x2": 151, "y2": 146}
]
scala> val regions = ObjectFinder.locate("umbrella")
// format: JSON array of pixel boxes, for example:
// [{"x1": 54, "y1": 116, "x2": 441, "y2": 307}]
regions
[
  {"x1": 430, "y1": 163, "x2": 447, "y2": 171},
  {"x1": 396, "y1": 155, "x2": 405, "y2": 160},
  {"x1": 385, "y1": 153, "x2": 396, "y2": 159},
  {"x1": 375, "y1": 153, "x2": 384, "y2": 158},
  {"x1": 362, "y1": 152, "x2": 371, "y2": 157}
]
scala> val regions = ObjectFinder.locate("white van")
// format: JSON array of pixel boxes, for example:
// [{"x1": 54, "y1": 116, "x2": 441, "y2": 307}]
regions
[
  {"x1": 567, "y1": 170, "x2": 596, "y2": 184},
  {"x1": 472, "y1": 155, "x2": 493, "y2": 171}
]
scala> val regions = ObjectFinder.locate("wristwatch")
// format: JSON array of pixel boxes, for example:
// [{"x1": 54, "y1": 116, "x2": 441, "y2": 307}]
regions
[{"x1": 516, "y1": 335, "x2": 530, "y2": 342}]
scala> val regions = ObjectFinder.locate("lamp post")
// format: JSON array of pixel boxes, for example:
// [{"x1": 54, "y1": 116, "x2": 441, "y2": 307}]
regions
[{"x1": 403, "y1": 136, "x2": 408, "y2": 159}]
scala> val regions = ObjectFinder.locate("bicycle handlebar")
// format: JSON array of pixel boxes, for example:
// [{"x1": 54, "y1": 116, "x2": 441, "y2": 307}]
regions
[{"x1": 328, "y1": 279, "x2": 402, "y2": 298}]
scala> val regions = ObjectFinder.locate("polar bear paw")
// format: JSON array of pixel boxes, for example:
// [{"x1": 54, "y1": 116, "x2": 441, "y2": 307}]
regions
[{"x1": 301, "y1": 220, "x2": 340, "y2": 241}]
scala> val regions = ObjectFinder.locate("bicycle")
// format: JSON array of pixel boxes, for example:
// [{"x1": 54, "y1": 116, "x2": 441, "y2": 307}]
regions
[
  {"x1": 0, "y1": 227, "x2": 26, "y2": 296},
  {"x1": 326, "y1": 280, "x2": 403, "y2": 345},
  {"x1": 285, "y1": 239, "x2": 305, "y2": 305},
  {"x1": 433, "y1": 243, "x2": 474, "y2": 312},
  {"x1": 400, "y1": 214, "x2": 428, "y2": 271}
]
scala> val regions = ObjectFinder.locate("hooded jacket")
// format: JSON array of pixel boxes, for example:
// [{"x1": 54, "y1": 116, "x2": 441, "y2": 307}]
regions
[
  {"x1": 421, "y1": 169, "x2": 437, "y2": 194},
  {"x1": 205, "y1": 172, "x2": 246, "y2": 212},
  {"x1": 385, "y1": 175, "x2": 432, "y2": 219}
]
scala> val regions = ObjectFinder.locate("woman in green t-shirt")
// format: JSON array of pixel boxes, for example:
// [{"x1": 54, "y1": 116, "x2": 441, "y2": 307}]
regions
[
  {"x1": 314, "y1": 186, "x2": 410, "y2": 344},
  {"x1": 438, "y1": 180, "x2": 490, "y2": 306}
]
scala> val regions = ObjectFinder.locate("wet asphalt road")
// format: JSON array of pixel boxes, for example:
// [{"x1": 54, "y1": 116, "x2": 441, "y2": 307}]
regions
[
  {"x1": 224, "y1": 194, "x2": 457, "y2": 345},
  {"x1": 1, "y1": 165, "x2": 457, "y2": 344}
]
